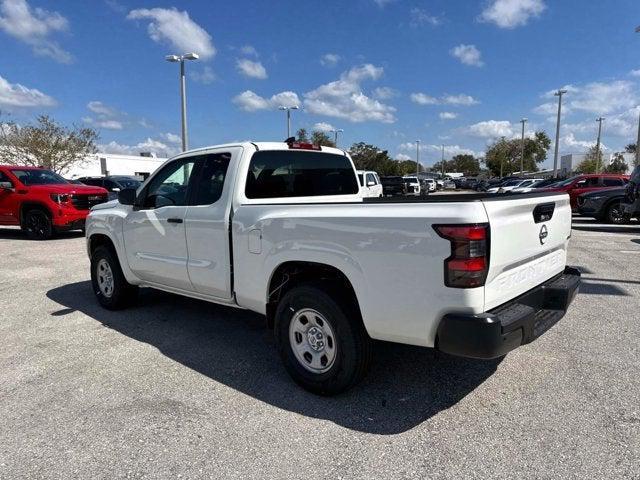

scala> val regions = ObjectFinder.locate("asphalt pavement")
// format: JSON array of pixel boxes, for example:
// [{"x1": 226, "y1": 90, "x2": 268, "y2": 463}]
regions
[{"x1": 0, "y1": 219, "x2": 639, "y2": 479}]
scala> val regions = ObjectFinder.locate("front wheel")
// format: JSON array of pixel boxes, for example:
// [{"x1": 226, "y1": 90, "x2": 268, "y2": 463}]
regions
[
  {"x1": 91, "y1": 245, "x2": 138, "y2": 310},
  {"x1": 274, "y1": 283, "x2": 372, "y2": 395},
  {"x1": 23, "y1": 209, "x2": 53, "y2": 240},
  {"x1": 606, "y1": 201, "x2": 630, "y2": 225}
]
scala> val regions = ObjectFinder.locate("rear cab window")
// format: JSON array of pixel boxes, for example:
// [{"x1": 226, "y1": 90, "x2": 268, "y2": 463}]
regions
[{"x1": 245, "y1": 149, "x2": 359, "y2": 200}]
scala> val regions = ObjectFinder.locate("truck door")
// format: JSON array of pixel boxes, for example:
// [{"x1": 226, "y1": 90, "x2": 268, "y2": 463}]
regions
[
  {"x1": 0, "y1": 170, "x2": 18, "y2": 225},
  {"x1": 122, "y1": 156, "x2": 199, "y2": 291},
  {"x1": 184, "y1": 148, "x2": 240, "y2": 299}
]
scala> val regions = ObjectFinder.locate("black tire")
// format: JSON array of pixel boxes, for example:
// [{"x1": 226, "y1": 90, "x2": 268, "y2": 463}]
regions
[
  {"x1": 90, "y1": 245, "x2": 138, "y2": 310},
  {"x1": 605, "y1": 201, "x2": 629, "y2": 225},
  {"x1": 274, "y1": 282, "x2": 372, "y2": 395},
  {"x1": 23, "y1": 209, "x2": 53, "y2": 240}
]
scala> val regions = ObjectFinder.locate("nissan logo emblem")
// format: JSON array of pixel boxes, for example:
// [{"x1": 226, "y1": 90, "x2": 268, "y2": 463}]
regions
[{"x1": 539, "y1": 224, "x2": 548, "y2": 245}]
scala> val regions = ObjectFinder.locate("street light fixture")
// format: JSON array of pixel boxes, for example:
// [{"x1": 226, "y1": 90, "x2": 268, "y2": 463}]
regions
[
  {"x1": 519, "y1": 118, "x2": 528, "y2": 175},
  {"x1": 329, "y1": 128, "x2": 344, "y2": 147},
  {"x1": 278, "y1": 105, "x2": 299, "y2": 138},
  {"x1": 552, "y1": 89, "x2": 567, "y2": 178},
  {"x1": 165, "y1": 52, "x2": 199, "y2": 152}
]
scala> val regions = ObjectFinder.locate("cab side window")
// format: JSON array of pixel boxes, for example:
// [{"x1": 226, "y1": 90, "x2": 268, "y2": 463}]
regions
[
  {"x1": 366, "y1": 173, "x2": 376, "y2": 186},
  {"x1": 141, "y1": 158, "x2": 197, "y2": 209},
  {"x1": 602, "y1": 177, "x2": 623, "y2": 187},
  {"x1": 191, "y1": 153, "x2": 231, "y2": 206},
  {"x1": 0, "y1": 171, "x2": 13, "y2": 186}
]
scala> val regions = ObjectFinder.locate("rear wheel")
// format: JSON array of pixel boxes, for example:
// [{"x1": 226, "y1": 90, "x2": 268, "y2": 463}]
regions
[
  {"x1": 23, "y1": 209, "x2": 53, "y2": 240},
  {"x1": 605, "y1": 201, "x2": 629, "y2": 224},
  {"x1": 274, "y1": 283, "x2": 372, "y2": 395},
  {"x1": 91, "y1": 245, "x2": 138, "y2": 310}
]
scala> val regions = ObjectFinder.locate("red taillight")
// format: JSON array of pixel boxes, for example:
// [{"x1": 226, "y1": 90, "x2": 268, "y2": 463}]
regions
[
  {"x1": 288, "y1": 142, "x2": 322, "y2": 150},
  {"x1": 434, "y1": 224, "x2": 489, "y2": 288}
]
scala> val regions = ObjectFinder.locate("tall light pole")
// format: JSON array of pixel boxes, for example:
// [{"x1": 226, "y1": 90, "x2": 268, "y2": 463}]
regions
[
  {"x1": 165, "y1": 53, "x2": 199, "y2": 152},
  {"x1": 520, "y1": 118, "x2": 527, "y2": 175},
  {"x1": 500, "y1": 136, "x2": 506, "y2": 178},
  {"x1": 636, "y1": 109, "x2": 640, "y2": 167},
  {"x1": 441, "y1": 144, "x2": 445, "y2": 177},
  {"x1": 278, "y1": 105, "x2": 299, "y2": 138},
  {"x1": 330, "y1": 128, "x2": 344, "y2": 147},
  {"x1": 552, "y1": 89, "x2": 567, "y2": 178},
  {"x1": 595, "y1": 116, "x2": 605, "y2": 173},
  {"x1": 415, "y1": 140, "x2": 421, "y2": 178}
]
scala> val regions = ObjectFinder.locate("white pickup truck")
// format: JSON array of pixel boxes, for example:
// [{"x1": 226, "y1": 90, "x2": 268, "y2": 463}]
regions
[{"x1": 86, "y1": 141, "x2": 580, "y2": 394}]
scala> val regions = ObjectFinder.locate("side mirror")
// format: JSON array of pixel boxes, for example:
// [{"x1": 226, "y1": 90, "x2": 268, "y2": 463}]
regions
[
  {"x1": 367, "y1": 181, "x2": 375, "y2": 187},
  {"x1": 118, "y1": 188, "x2": 137, "y2": 205},
  {"x1": 0, "y1": 181, "x2": 14, "y2": 191}
]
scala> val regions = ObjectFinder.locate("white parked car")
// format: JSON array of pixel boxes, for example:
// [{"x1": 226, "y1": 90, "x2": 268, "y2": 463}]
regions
[
  {"x1": 403, "y1": 176, "x2": 421, "y2": 195},
  {"x1": 86, "y1": 141, "x2": 580, "y2": 395},
  {"x1": 487, "y1": 178, "x2": 543, "y2": 193},
  {"x1": 512, "y1": 179, "x2": 546, "y2": 193},
  {"x1": 356, "y1": 170, "x2": 383, "y2": 198},
  {"x1": 423, "y1": 178, "x2": 437, "y2": 192}
]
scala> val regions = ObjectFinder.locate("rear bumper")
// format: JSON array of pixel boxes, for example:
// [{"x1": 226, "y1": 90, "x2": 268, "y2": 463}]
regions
[{"x1": 437, "y1": 266, "x2": 581, "y2": 359}]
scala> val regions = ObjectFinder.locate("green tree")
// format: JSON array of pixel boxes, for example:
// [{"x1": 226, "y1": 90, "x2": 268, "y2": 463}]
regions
[
  {"x1": 396, "y1": 160, "x2": 423, "y2": 176},
  {"x1": 349, "y1": 142, "x2": 399, "y2": 176},
  {"x1": 575, "y1": 146, "x2": 602, "y2": 173},
  {"x1": 625, "y1": 143, "x2": 636, "y2": 154},
  {"x1": 0, "y1": 114, "x2": 98, "y2": 174},
  {"x1": 484, "y1": 131, "x2": 551, "y2": 177},
  {"x1": 435, "y1": 154, "x2": 480, "y2": 175},
  {"x1": 310, "y1": 130, "x2": 336, "y2": 147},
  {"x1": 604, "y1": 152, "x2": 629, "y2": 173},
  {"x1": 296, "y1": 128, "x2": 309, "y2": 142}
]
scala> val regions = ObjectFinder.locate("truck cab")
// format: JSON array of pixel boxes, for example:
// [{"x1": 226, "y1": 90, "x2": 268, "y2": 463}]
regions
[{"x1": 356, "y1": 170, "x2": 383, "y2": 198}]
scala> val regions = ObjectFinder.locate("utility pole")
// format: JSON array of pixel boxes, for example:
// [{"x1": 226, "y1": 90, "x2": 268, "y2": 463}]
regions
[
  {"x1": 165, "y1": 53, "x2": 199, "y2": 151},
  {"x1": 330, "y1": 129, "x2": 344, "y2": 147},
  {"x1": 552, "y1": 89, "x2": 568, "y2": 178},
  {"x1": 441, "y1": 144, "x2": 445, "y2": 177},
  {"x1": 500, "y1": 136, "x2": 505, "y2": 178},
  {"x1": 278, "y1": 105, "x2": 299, "y2": 138},
  {"x1": 520, "y1": 118, "x2": 527, "y2": 175},
  {"x1": 416, "y1": 140, "x2": 420, "y2": 178},
  {"x1": 595, "y1": 116, "x2": 605, "y2": 173}
]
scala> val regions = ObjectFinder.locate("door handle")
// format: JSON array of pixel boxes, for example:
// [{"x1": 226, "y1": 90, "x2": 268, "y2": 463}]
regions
[{"x1": 167, "y1": 217, "x2": 183, "y2": 224}]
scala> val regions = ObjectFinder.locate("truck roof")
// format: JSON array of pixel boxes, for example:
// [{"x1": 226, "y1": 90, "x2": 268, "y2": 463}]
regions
[{"x1": 172, "y1": 142, "x2": 348, "y2": 158}]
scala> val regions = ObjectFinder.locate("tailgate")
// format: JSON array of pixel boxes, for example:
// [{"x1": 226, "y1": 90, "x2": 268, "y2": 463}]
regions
[{"x1": 482, "y1": 193, "x2": 572, "y2": 310}]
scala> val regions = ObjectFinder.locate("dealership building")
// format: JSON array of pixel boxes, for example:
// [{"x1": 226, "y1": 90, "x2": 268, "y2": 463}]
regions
[
  {"x1": 560, "y1": 152, "x2": 636, "y2": 176},
  {"x1": 65, "y1": 152, "x2": 168, "y2": 180}
]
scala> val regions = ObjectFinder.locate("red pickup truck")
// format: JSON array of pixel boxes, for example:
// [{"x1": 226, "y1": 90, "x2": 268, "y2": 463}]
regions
[
  {"x1": 542, "y1": 173, "x2": 629, "y2": 210},
  {"x1": 0, "y1": 165, "x2": 108, "y2": 239}
]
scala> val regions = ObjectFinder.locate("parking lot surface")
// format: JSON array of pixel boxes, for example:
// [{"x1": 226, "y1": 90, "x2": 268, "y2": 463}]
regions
[{"x1": 1, "y1": 219, "x2": 639, "y2": 479}]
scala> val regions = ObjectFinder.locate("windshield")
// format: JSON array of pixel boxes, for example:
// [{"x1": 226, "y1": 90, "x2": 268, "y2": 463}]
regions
[
  {"x1": 503, "y1": 179, "x2": 522, "y2": 187},
  {"x1": 404, "y1": 177, "x2": 418, "y2": 182},
  {"x1": 10, "y1": 169, "x2": 68, "y2": 185}
]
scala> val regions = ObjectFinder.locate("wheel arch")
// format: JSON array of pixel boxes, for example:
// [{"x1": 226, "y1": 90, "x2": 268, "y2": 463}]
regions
[
  {"x1": 19, "y1": 201, "x2": 52, "y2": 225},
  {"x1": 265, "y1": 261, "x2": 364, "y2": 331}
]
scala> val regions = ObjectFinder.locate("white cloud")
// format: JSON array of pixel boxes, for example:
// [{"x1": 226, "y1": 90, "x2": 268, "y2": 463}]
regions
[
  {"x1": 190, "y1": 66, "x2": 216, "y2": 84},
  {"x1": 396, "y1": 153, "x2": 412, "y2": 161},
  {"x1": 450, "y1": 44, "x2": 484, "y2": 67},
  {"x1": 562, "y1": 106, "x2": 640, "y2": 138},
  {"x1": 479, "y1": 0, "x2": 546, "y2": 29},
  {"x1": 533, "y1": 101, "x2": 565, "y2": 116},
  {"x1": 467, "y1": 120, "x2": 514, "y2": 138},
  {"x1": 320, "y1": 53, "x2": 341, "y2": 67},
  {"x1": 560, "y1": 133, "x2": 598, "y2": 152},
  {"x1": 127, "y1": 7, "x2": 215, "y2": 60},
  {"x1": 373, "y1": 87, "x2": 398, "y2": 99},
  {"x1": 411, "y1": 92, "x2": 479, "y2": 106},
  {"x1": 410, "y1": 8, "x2": 441, "y2": 27},
  {"x1": 569, "y1": 81, "x2": 637, "y2": 115},
  {"x1": 312, "y1": 122, "x2": 335, "y2": 132},
  {"x1": 236, "y1": 59, "x2": 267, "y2": 79},
  {"x1": 232, "y1": 90, "x2": 300, "y2": 112},
  {"x1": 240, "y1": 45, "x2": 258, "y2": 56},
  {"x1": 410, "y1": 92, "x2": 439, "y2": 105},
  {"x1": 630, "y1": 69, "x2": 640, "y2": 77},
  {"x1": 99, "y1": 138, "x2": 180, "y2": 157},
  {"x1": 303, "y1": 64, "x2": 396, "y2": 123},
  {"x1": 0, "y1": 75, "x2": 56, "y2": 108},
  {"x1": 439, "y1": 112, "x2": 458, "y2": 120},
  {"x1": 442, "y1": 94, "x2": 480, "y2": 106},
  {"x1": 373, "y1": 0, "x2": 396, "y2": 7},
  {"x1": 162, "y1": 132, "x2": 181, "y2": 144},
  {"x1": 0, "y1": 0, "x2": 72, "y2": 63},
  {"x1": 87, "y1": 101, "x2": 116, "y2": 117}
]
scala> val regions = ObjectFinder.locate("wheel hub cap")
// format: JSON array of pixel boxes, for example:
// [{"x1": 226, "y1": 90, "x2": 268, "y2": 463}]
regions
[
  {"x1": 96, "y1": 259, "x2": 114, "y2": 298},
  {"x1": 289, "y1": 308, "x2": 337, "y2": 373}
]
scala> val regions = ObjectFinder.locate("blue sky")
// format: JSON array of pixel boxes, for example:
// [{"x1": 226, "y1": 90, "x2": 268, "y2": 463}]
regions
[{"x1": 1, "y1": 0, "x2": 639, "y2": 168}]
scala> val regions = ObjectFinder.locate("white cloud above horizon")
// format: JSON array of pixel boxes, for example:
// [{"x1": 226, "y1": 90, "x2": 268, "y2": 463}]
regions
[
  {"x1": 320, "y1": 53, "x2": 341, "y2": 67},
  {"x1": 127, "y1": 7, "x2": 215, "y2": 60},
  {"x1": 479, "y1": 0, "x2": 546, "y2": 29},
  {"x1": 411, "y1": 92, "x2": 479, "y2": 106},
  {"x1": 236, "y1": 59, "x2": 267, "y2": 79},
  {"x1": 450, "y1": 44, "x2": 484, "y2": 67},
  {"x1": 0, "y1": 75, "x2": 56, "y2": 109},
  {"x1": 0, "y1": 0, "x2": 72, "y2": 63}
]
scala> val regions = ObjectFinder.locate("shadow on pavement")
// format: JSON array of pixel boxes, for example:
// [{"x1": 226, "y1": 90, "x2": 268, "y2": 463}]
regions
[
  {"x1": 47, "y1": 281, "x2": 502, "y2": 435},
  {"x1": 0, "y1": 227, "x2": 84, "y2": 240},
  {"x1": 571, "y1": 219, "x2": 640, "y2": 234}
]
